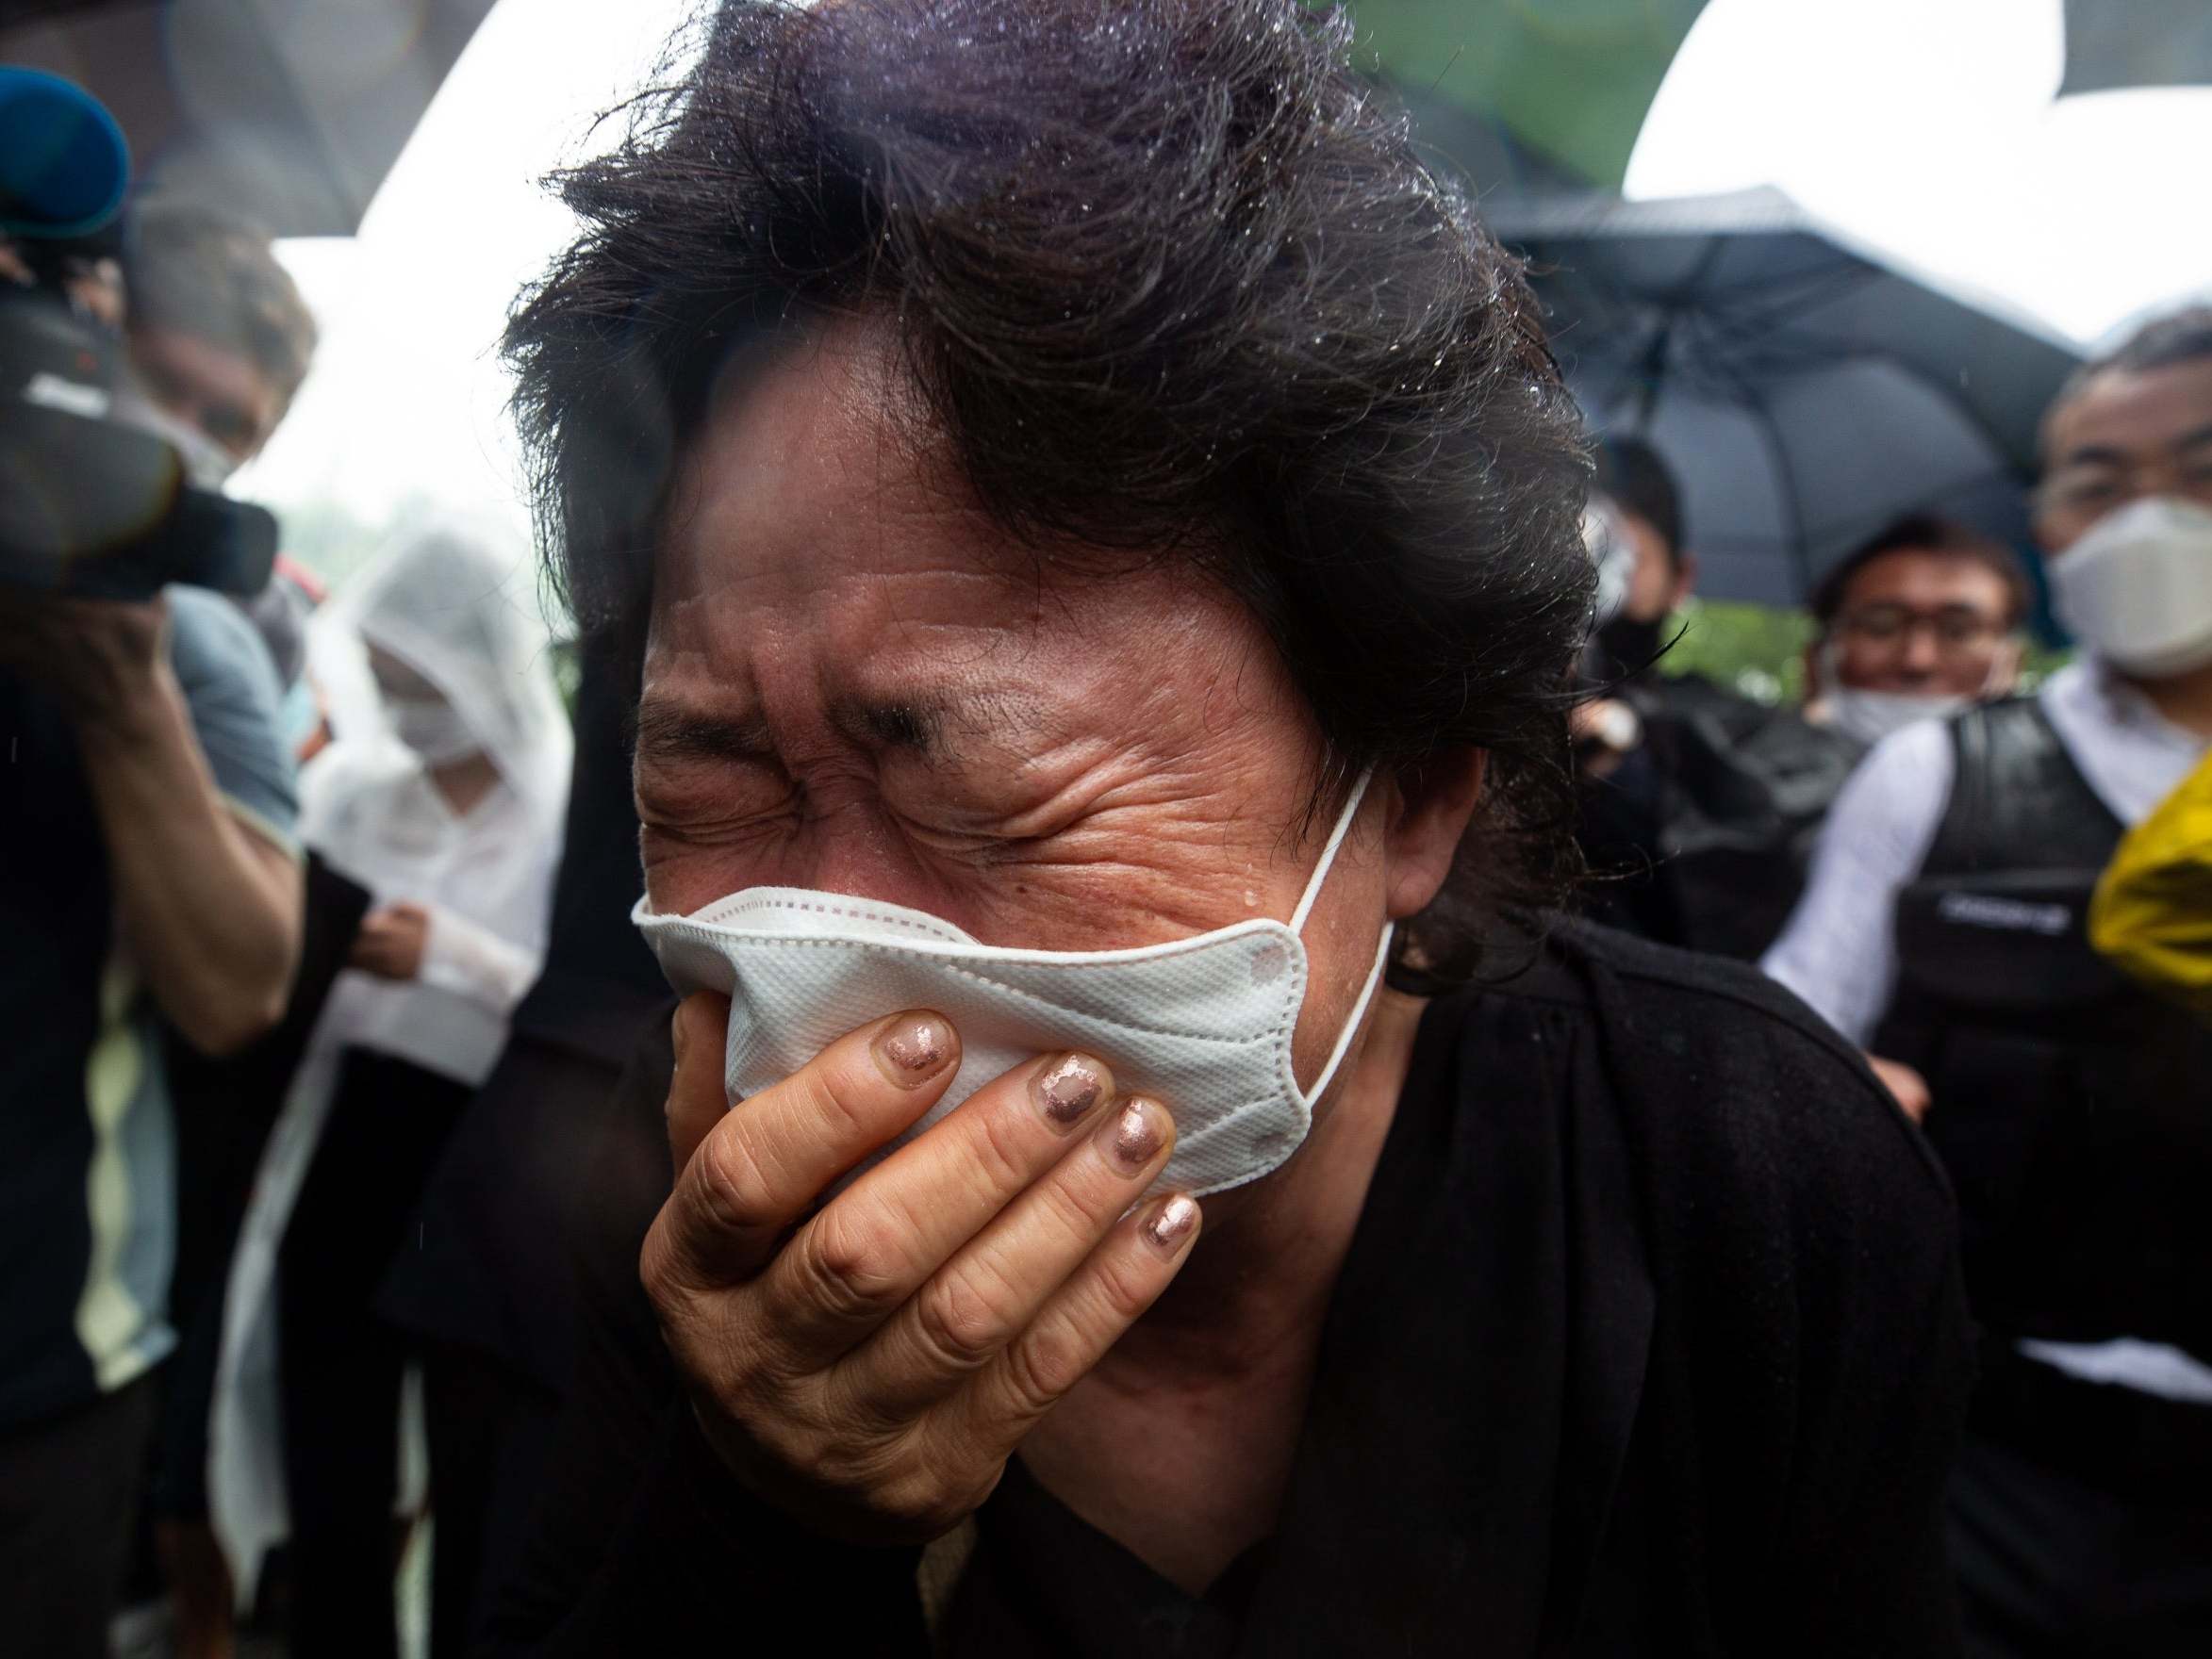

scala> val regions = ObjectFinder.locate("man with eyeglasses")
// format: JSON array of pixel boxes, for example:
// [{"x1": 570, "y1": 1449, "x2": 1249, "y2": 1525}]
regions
[
  {"x1": 1764, "y1": 306, "x2": 2212, "y2": 1657},
  {"x1": 1799, "y1": 514, "x2": 2027, "y2": 749}
]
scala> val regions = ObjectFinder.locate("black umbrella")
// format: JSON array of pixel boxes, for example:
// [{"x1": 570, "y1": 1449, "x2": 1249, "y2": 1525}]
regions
[
  {"x1": 1, "y1": 0, "x2": 496, "y2": 235},
  {"x1": 1487, "y1": 187, "x2": 2084, "y2": 606},
  {"x1": 2062, "y1": 0, "x2": 2212, "y2": 96}
]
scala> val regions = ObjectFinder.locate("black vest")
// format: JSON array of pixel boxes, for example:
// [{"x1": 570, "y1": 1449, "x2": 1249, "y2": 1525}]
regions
[{"x1": 1874, "y1": 698, "x2": 2212, "y2": 1362}]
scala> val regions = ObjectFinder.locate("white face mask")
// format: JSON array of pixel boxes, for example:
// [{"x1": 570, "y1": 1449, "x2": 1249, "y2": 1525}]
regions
[
  {"x1": 2048, "y1": 496, "x2": 2212, "y2": 678},
  {"x1": 386, "y1": 696, "x2": 480, "y2": 764},
  {"x1": 636, "y1": 776, "x2": 1392, "y2": 1197},
  {"x1": 1815, "y1": 638, "x2": 2004, "y2": 747},
  {"x1": 1824, "y1": 686, "x2": 1966, "y2": 747},
  {"x1": 110, "y1": 386, "x2": 241, "y2": 491}
]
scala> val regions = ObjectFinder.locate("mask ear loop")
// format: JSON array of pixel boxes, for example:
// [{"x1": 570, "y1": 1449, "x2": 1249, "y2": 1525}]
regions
[
  {"x1": 1290, "y1": 769, "x2": 1374, "y2": 934},
  {"x1": 1287, "y1": 768, "x2": 1395, "y2": 1107}
]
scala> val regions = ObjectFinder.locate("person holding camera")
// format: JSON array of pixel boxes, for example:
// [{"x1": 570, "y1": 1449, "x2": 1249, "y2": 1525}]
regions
[{"x1": 0, "y1": 72, "x2": 309, "y2": 1658}]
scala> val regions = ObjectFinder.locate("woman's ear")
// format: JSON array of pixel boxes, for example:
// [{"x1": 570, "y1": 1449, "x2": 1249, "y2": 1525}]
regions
[{"x1": 1381, "y1": 749, "x2": 1486, "y2": 923}]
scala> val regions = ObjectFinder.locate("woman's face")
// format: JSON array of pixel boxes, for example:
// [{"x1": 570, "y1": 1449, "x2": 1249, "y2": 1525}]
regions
[
  {"x1": 367, "y1": 643, "x2": 441, "y2": 707},
  {"x1": 636, "y1": 323, "x2": 1461, "y2": 1092}
]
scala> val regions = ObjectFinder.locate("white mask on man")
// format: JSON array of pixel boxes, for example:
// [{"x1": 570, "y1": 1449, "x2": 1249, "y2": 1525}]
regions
[
  {"x1": 636, "y1": 775, "x2": 1392, "y2": 1198},
  {"x1": 110, "y1": 386, "x2": 240, "y2": 491},
  {"x1": 2048, "y1": 496, "x2": 2212, "y2": 678},
  {"x1": 1817, "y1": 641, "x2": 1976, "y2": 748}
]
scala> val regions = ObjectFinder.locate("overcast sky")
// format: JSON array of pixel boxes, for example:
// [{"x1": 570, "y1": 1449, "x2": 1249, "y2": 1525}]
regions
[{"x1": 239, "y1": 0, "x2": 2212, "y2": 575}]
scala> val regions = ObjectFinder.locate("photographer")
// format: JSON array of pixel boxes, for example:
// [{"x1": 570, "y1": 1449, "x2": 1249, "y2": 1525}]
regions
[
  {"x1": 0, "y1": 73, "x2": 306, "y2": 1658},
  {"x1": 118, "y1": 199, "x2": 314, "y2": 485}
]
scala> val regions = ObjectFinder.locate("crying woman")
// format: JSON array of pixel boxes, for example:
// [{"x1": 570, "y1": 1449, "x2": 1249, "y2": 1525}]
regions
[{"x1": 477, "y1": 3, "x2": 1973, "y2": 1655}]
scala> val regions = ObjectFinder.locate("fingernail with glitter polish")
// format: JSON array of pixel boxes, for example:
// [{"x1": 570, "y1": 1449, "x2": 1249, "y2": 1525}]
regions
[
  {"x1": 1033, "y1": 1052, "x2": 1111, "y2": 1129},
  {"x1": 1101, "y1": 1097, "x2": 1166, "y2": 1173},
  {"x1": 873, "y1": 1012, "x2": 955, "y2": 1085},
  {"x1": 1143, "y1": 1193, "x2": 1201, "y2": 1255}
]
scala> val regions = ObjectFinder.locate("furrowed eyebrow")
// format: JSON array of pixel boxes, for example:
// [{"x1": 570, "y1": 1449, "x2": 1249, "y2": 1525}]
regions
[
  {"x1": 836, "y1": 699, "x2": 941, "y2": 754},
  {"x1": 835, "y1": 687, "x2": 1052, "y2": 757},
  {"x1": 633, "y1": 687, "x2": 1044, "y2": 767},
  {"x1": 632, "y1": 700, "x2": 774, "y2": 765}
]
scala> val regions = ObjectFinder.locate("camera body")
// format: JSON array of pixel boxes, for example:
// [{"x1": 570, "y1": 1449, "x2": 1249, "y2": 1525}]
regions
[
  {"x1": 2, "y1": 65, "x2": 279, "y2": 602},
  {"x1": 0, "y1": 274, "x2": 277, "y2": 601}
]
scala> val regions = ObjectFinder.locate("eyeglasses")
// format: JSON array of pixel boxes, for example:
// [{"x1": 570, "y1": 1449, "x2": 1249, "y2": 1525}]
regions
[{"x1": 1836, "y1": 606, "x2": 2009, "y2": 655}]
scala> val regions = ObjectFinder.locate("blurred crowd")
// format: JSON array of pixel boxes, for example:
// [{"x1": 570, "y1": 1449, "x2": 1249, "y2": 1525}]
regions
[{"x1": 3, "y1": 7, "x2": 2210, "y2": 1658}]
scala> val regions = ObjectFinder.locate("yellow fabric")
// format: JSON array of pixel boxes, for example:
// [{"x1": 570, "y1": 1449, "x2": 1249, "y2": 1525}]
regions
[{"x1": 2090, "y1": 749, "x2": 2212, "y2": 1016}]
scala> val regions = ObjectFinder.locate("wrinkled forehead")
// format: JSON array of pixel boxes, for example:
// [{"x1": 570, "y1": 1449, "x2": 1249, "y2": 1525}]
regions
[
  {"x1": 642, "y1": 317, "x2": 1283, "y2": 731},
  {"x1": 652, "y1": 322, "x2": 954, "y2": 612},
  {"x1": 2044, "y1": 360, "x2": 2212, "y2": 469}
]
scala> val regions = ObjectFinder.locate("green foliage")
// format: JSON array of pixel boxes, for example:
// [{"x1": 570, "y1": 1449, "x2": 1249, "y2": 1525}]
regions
[
  {"x1": 1342, "y1": 0, "x2": 1707, "y2": 187},
  {"x1": 1657, "y1": 598, "x2": 1816, "y2": 703}
]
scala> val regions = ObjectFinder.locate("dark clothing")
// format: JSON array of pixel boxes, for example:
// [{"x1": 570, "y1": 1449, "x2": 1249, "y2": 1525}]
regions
[
  {"x1": 1578, "y1": 672, "x2": 1861, "y2": 961},
  {"x1": 1869, "y1": 698, "x2": 2212, "y2": 1658},
  {"x1": 2, "y1": 593, "x2": 294, "y2": 1651},
  {"x1": 485, "y1": 924, "x2": 1973, "y2": 1657},
  {"x1": 278, "y1": 1048, "x2": 473, "y2": 1659},
  {"x1": 0, "y1": 1373, "x2": 156, "y2": 1659},
  {"x1": 381, "y1": 1033, "x2": 636, "y2": 1658},
  {"x1": 155, "y1": 853, "x2": 371, "y2": 1521},
  {"x1": 1875, "y1": 698, "x2": 2212, "y2": 1362},
  {"x1": 0, "y1": 676, "x2": 113, "y2": 1421},
  {"x1": 421, "y1": 1342, "x2": 566, "y2": 1659},
  {"x1": 377, "y1": 648, "x2": 664, "y2": 1653},
  {"x1": 379, "y1": 649, "x2": 664, "y2": 1396},
  {"x1": 1949, "y1": 1434, "x2": 2212, "y2": 1658},
  {"x1": 1, "y1": 589, "x2": 297, "y2": 1433}
]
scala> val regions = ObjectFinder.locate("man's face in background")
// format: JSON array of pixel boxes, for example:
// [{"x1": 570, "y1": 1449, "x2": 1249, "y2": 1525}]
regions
[
  {"x1": 2037, "y1": 358, "x2": 2212, "y2": 555},
  {"x1": 125, "y1": 322, "x2": 285, "y2": 466},
  {"x1": 1615, "y1": 506, "x2": 1693, "y2": 624},
  {"x1": 1824, "y1": 549, "x2": 2021, "y2": 698}
]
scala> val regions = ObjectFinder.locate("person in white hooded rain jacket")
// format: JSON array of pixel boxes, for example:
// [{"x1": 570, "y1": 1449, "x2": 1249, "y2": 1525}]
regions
[{"x1": 208, "y1": 523, "x2": 570, "y2": 1652}]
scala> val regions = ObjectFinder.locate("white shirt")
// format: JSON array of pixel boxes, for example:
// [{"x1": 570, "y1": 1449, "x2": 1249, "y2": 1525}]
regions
[
  {"x1": 305, "y1": 750, "x2": 551, "y2": 1086},
  {"x1": 1762, "y1": 658, "x2": 2211, "y2": 1404},
  {"x1": 1765, "y1": 660, "x2": 2206, "y2": 1043}
]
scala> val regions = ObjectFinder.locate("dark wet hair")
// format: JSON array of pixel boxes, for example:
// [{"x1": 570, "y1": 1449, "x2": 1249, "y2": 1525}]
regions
[
  {"x1": 1810, "y1": 513, "x2": 2030, "y2": 631},
  {"x1": 503, "y1": 0, "x2": 1594, "y2": 986},
  {"x1": 2041, "y1": 304, "x2": 2212, "y2": 462},
  {"x1": 1593, "y1": 435, "x2": 1685, "y2": 567}
]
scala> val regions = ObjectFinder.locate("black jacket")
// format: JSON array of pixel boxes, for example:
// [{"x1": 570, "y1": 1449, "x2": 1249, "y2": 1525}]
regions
[{"x1": 481, "y1": 924, "x2": 1972, "y2": 1657}]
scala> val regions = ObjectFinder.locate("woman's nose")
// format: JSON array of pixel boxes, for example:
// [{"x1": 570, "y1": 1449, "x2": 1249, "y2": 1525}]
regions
[{"x1": 793, "y1": 807, "x2": 952, "y2": 918}]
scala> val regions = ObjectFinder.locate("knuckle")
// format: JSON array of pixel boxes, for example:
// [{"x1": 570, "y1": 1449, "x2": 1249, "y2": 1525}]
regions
[
  {"x1": 872, "y1": 1455, "x2": 985, "y2": 1540},
  {"x1": 1032, "y1": 1168, "x2": 1111, "y2": 1241},
  {"x1": 910, "y1": 1265, "x2": 1017, "y2": 1373},
  {"x1": 1088, "y1": 1249, "x2": 1161, "y2": 1325},
  {"x1": 799, "y1": 1205, "x2": 909, "y2": 1320},
  {"x1": 999, "y1": 1323, "x2": 1083, "y2": 1417},
  {"x1": 638, "y1": 1221, "x2": 685, "y2": 1307},
  {"x1": 690, "y1": 1125, "x2": 773, "y2": 1237},
  {"x1": 964, "y1": 1103, "x2": 1037, "y2": 1198},
  {"x1": 800, "y1": 1060, "x2": 883, "y2": 1149}
]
